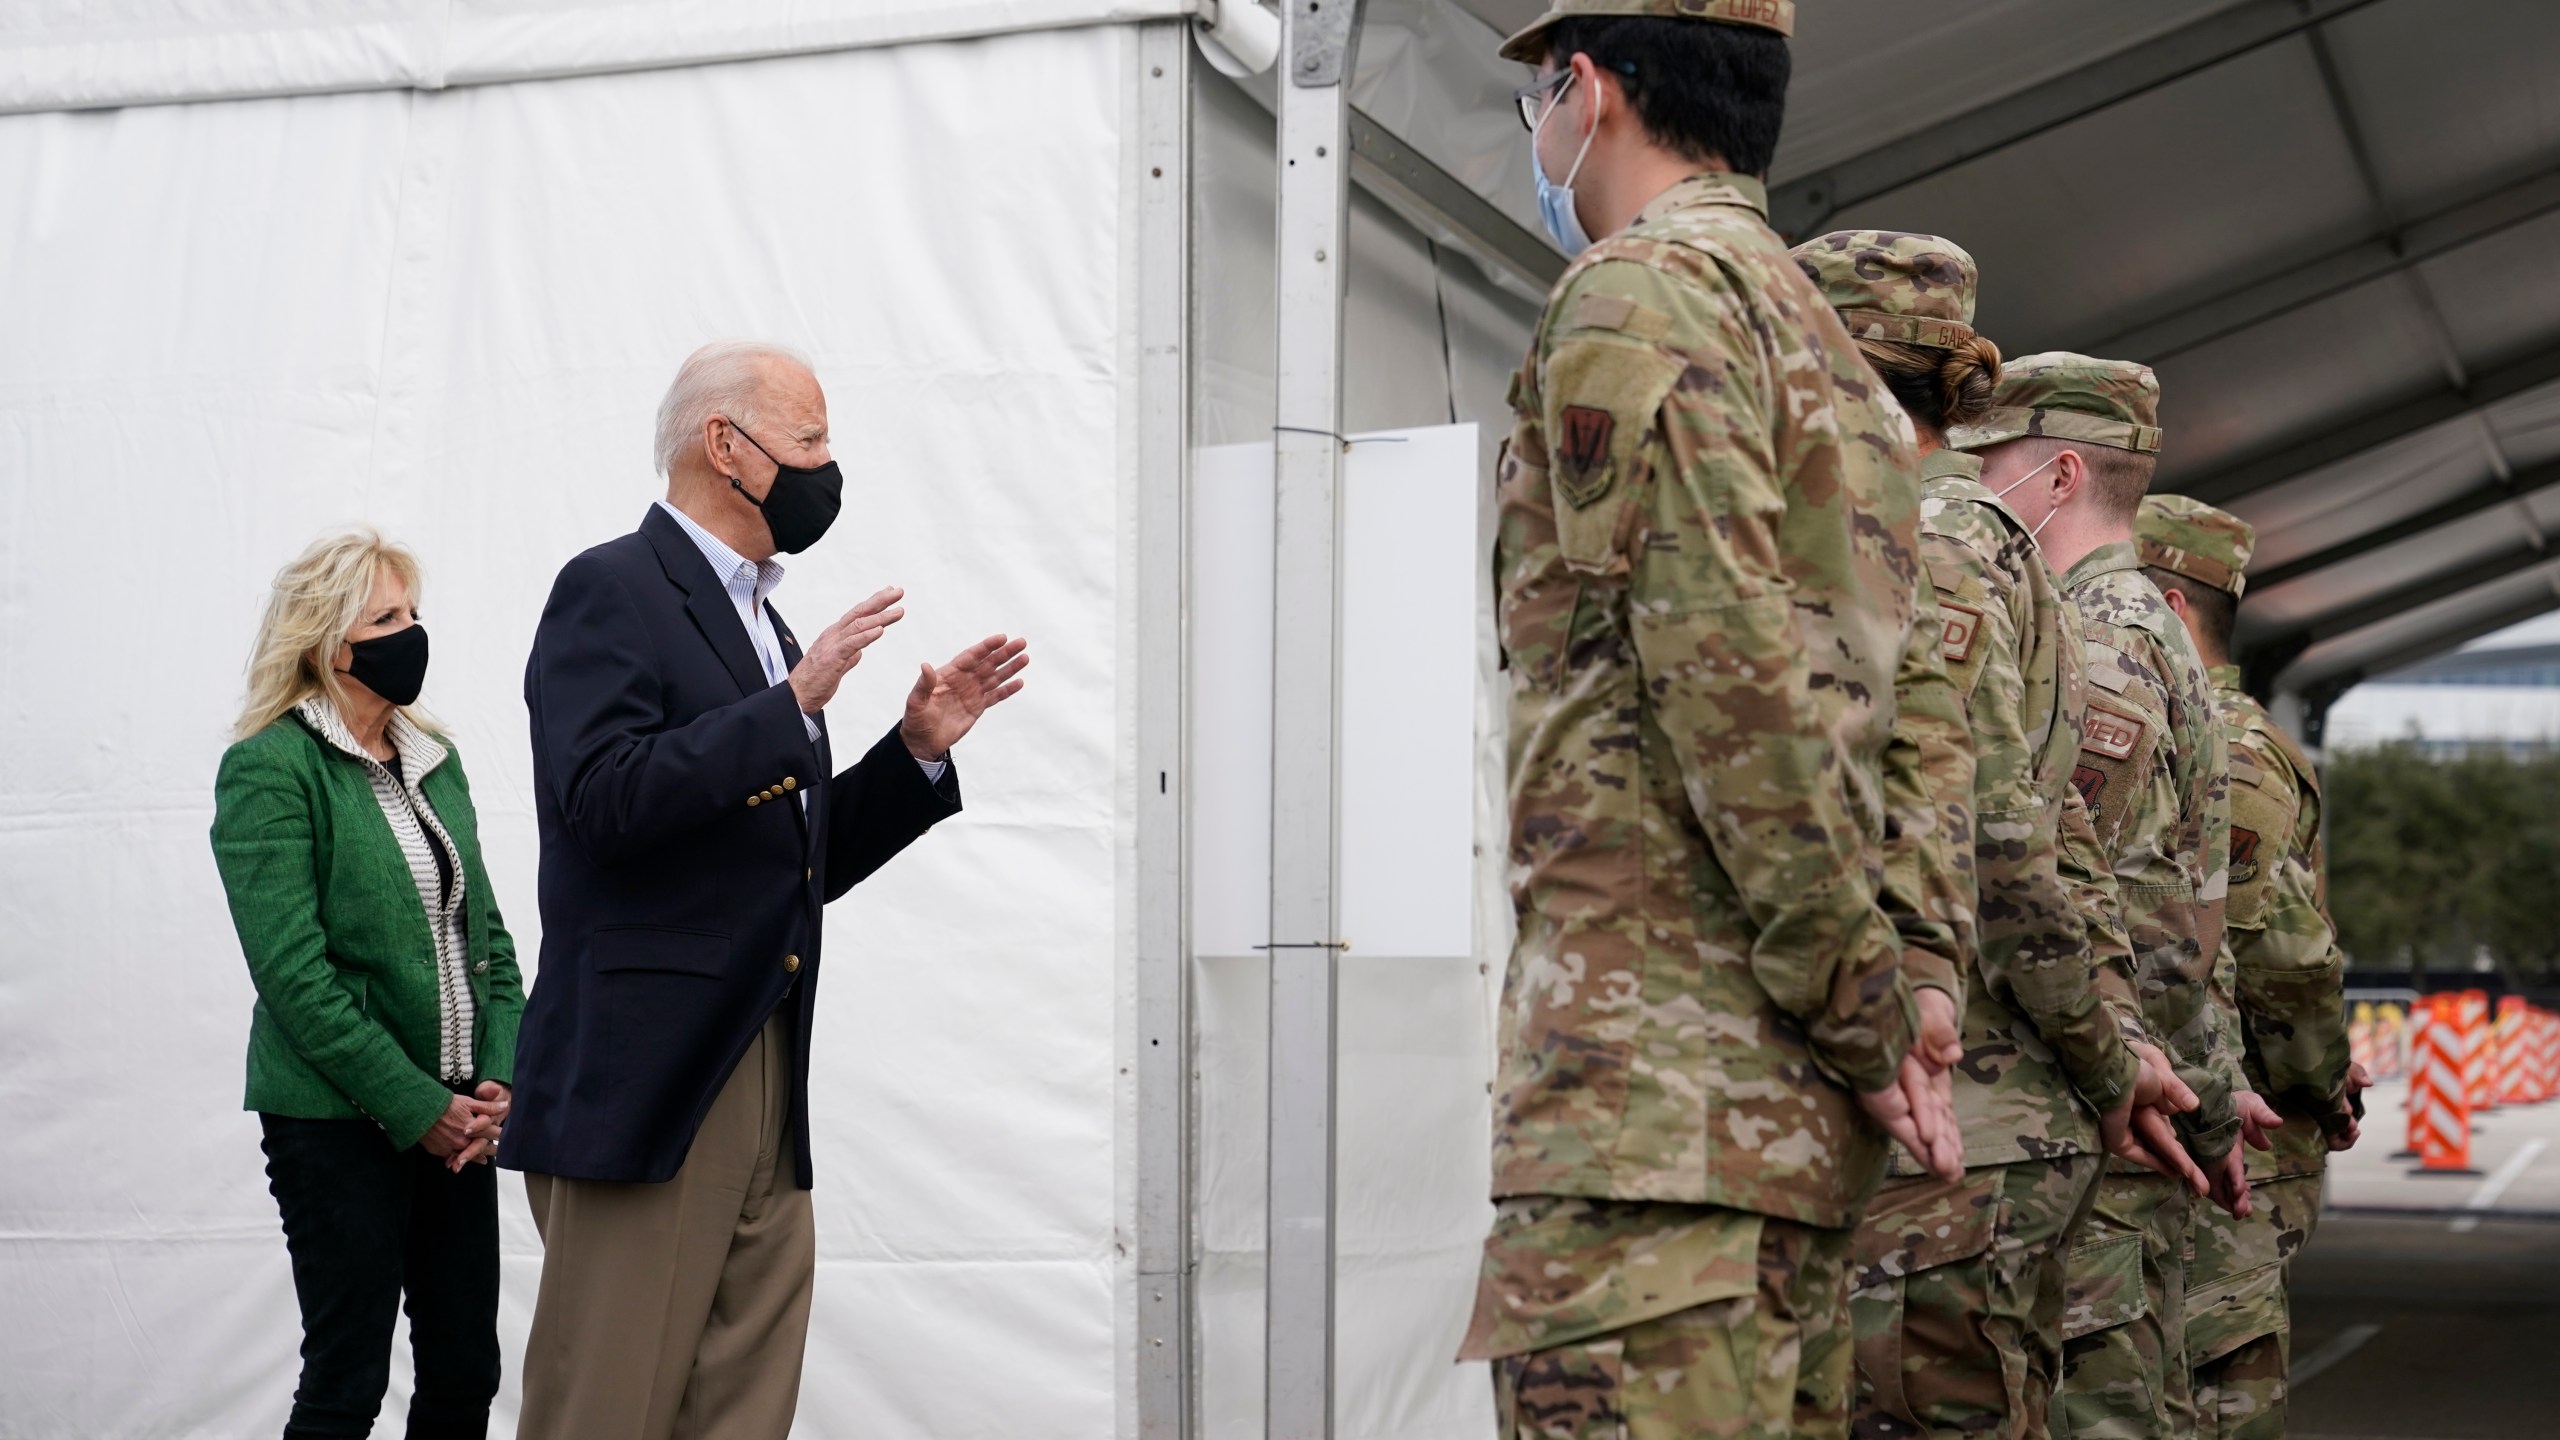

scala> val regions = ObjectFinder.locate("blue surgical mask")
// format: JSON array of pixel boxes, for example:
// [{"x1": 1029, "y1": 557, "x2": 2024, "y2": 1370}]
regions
[{"x1": 1531, "y1": 71, "x2": 1598, "y2": 256}]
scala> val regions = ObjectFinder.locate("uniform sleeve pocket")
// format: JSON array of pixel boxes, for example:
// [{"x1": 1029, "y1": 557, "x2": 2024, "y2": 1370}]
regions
[
  {"x1": 591, "y1": 924, "x2": 730, "y2": 977},
  {"x1": 1543, "y1": 334, "x2": 1680, "y2": 575},
  {"x1": 2060, "y1": 1230, "x2": 2149, "y2": 1339}
]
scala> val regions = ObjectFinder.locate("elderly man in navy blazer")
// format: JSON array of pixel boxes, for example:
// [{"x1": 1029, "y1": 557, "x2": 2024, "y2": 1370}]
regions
[{"x1": 505, "y1": 339, "x2": 1028, "y2": 1439}]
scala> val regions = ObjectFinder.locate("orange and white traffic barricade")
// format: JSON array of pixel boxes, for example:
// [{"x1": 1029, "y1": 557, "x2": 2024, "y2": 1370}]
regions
[
  {"x1": 2410, "y1": 993, "x2": 2473, "y2": 1171},
  {"x1": 2499, "y1": 995, "x2": 2536, "y2": 1104},
  {"x1": 2403, "y1": 995, "x2": 2436, "y2": 1155},
  {"x1": 2529, "y1": 1004, "x2": 2549, "y2": 1101},
  {"x1": 2376, "y1": 1002, "x2": 2408, "y2": 1081},
  {"x1": 2463, "y1": 990, "x2": 2497, "y2": 1112},
  {"x1": 2350, "y1": 1001, "x2": 2377, "y2": 1082},
  {"x1": 2525, "y1": 1007, "x2": 2548, "y2": 1104}
]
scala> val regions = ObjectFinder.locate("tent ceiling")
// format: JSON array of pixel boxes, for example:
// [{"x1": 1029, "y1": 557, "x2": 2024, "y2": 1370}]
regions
[{"x1": 1446, "y1": 0, "x2": 2560, "y2": 701}]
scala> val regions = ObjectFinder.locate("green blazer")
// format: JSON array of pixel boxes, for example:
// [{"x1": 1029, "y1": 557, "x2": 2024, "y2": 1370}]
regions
[{"x1": 211, "y1": 709, "x2": 524, "y2": 1149}]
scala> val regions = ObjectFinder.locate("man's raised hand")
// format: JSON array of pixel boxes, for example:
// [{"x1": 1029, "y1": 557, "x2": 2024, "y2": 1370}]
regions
[
  {"x1": 900, "y1": 634, "x2": 1030, "y2": 761},
  {"x1": 789, "y1": 586, "x2": 906, "y2": 715}
]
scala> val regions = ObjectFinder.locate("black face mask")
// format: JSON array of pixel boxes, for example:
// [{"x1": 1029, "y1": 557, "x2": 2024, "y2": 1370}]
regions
[
  {"x1": 725, "y1": 422, "x2": 844, "y2": 554},
  {"x1": 340, "y1": 624, "x2": 430, "y2": 706}
]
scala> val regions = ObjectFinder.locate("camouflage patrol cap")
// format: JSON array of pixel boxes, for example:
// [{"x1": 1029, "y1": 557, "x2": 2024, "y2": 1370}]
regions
[
  {"x1": 1945, "y1": 351, "x2": 2164, "y2": 455},
  {"x1": 1500, "y1": 0, "x2": 1794, "y2": 63},
  {"x1": 1789, "y1": 231, "x2": 1978, "y2": 350},
  {"x1": 2135, "y1": 494, "x2": 2256, "y2": 599}
]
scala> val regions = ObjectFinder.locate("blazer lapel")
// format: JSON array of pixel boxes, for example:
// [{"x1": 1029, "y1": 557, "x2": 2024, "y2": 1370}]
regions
[
  {"x1": 640, "y1": 507, "x2": 770, "y2": 701},
  {"x1": 769, "y1": 600, "x2": 821, "y2": 846},
  {"x1": 771, "y1": 602, "x2": 814, "y2": 732}
]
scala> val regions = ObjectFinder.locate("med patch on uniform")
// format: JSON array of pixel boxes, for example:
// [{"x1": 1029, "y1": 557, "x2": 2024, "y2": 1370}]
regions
[
  {"x1": 2081, "y1": 703, "x2": 2146, "y2": 761},
  {"x1": 1938, "y1": 599, "x2": 1985, "y2": 666},
  {"x1": 2075, "y1": 700, "x2": 2160, "y2": 840}
]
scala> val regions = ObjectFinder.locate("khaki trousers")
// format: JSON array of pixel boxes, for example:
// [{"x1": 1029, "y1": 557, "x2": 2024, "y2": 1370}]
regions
[{"x1": 518, "y1": 1011, "x2": 813, "y2": 1440}]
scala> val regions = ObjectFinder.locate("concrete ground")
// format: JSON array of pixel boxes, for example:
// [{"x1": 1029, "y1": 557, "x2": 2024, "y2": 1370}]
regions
[
  {"x1": 2290, "y1": 1214, "x2": 2560, "y2": 1439},
  {"x1": 2325, "y1": 1077, "x2": 2560, "y2": 1216},
  {"x1": 2285, "y1": 1078, "x2": 2560, "y2": 1438}
]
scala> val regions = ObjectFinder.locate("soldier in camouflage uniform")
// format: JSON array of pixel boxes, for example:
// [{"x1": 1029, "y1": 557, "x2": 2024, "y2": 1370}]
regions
[
  {"x1": 1949, "y1": 357, "x2": 2243, "y2": 1440},
  {"x1": 1459, "y1": 7, "x2": 1961, "y2": 1437},
  {"x1": 2135, "y1": 497, "x2": 2358, "y2": 1440},
  {"x1": 1794, "y1": 235, "x2": 2207, "y2": 1440}
]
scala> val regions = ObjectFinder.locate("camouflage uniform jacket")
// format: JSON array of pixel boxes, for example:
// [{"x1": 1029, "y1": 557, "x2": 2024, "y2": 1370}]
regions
[
  {"x1": 1490, "y1": 172, "x2": 1921, "y2": 1228},
  {"x1": 1880, "y1": 530, "x2": 1976, "y2": 1010},
  {"x1": 2061, "y1": 542, "x2": 2242, "y2": 1159},
  {"x1": 1895, "y1": 451, "x2": 2144, "y2": 1173},
  {"x1": 2210, "y1": 666, "x2": 2349, "y2": 1181}
]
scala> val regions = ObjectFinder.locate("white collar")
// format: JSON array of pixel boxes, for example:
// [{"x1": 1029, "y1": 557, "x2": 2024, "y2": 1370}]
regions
[
  {"x1": 296, "y1": 695, "x2": 447, "y2": 783},
  {"x1": 656, "y1": 498, "x2": 785, "y2": 603}
]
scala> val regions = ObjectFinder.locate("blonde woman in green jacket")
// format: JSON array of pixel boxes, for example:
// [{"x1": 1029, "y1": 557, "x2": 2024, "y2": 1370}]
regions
[{"x1": 211, "y1": 529, "x2": 524, "y2": 1440}]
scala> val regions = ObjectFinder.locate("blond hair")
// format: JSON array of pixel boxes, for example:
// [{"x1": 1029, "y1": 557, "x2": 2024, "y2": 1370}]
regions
[{"x1": 234, "y1": 529, "x2": 433, "y2": 741}]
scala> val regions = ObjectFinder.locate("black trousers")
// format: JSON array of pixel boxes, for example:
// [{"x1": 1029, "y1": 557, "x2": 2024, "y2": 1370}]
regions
[{"x1": 259, "y1": 1112, "x2": 501, "y2": 1440}]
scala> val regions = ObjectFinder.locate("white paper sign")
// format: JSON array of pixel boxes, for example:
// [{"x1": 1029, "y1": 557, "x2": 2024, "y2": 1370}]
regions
[{"x1": 1192, "y1": 424, "x2": 1482, "y2": 961}]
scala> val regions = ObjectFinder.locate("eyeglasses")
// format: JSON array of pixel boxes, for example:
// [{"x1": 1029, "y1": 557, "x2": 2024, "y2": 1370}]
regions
[
  {"x1": 1512, "y1": 69, "x2": 1572, "y2": 132},
  {"x1": 1512, "y1": 60, "x2": 1641, "y2": 131}
]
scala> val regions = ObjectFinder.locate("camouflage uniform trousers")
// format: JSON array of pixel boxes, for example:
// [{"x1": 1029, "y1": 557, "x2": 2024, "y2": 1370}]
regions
[
  {"x1": 1849, "y1": 1154, "x2": 2105, "y2": 1440},
  {"x1": 2187, "y1": 1173, "x2": 2321, "y2": 1440},
  {"x1": 2055, "y1": 1171, "x2": 2196, "y2": 1439},
  {"x1": 1489, "y1": 1204, "x2": 1857, "y2": 1440}
]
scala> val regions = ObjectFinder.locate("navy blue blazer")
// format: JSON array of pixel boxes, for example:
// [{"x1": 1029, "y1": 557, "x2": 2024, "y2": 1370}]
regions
[{"x1": 502, "y1": 505, "x2": 960, "y2": 1188}]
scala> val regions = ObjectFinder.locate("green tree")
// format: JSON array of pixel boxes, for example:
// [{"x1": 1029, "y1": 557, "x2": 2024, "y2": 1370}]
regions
[{"x1": 2327, "y1": 742, "x2": 2560, "y2": 985}]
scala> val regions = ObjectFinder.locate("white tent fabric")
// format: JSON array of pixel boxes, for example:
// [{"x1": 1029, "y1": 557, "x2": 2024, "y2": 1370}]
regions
[
  {"x1": 1, "y1": 24, "x2": 1136, "y2": 1438},
  {"x1": 0, "y1": 0, "x2": 1189, "y2": 112}
]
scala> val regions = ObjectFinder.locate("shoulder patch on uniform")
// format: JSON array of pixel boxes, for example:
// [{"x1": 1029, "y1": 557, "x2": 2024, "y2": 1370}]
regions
[
  {"x1": 2082, "y1": 641, "x2": 2133, "y2": 693},
  {"x1": 1556, "y1": 405, "x2": 1615, "y2": 505},
  {"x1": 2071, "y1": 764, "x2": 2106, "y2": 811},
  {"x1": 1939, "y1": 599, "x2": 1984, "y2": 666},
  {"x1": 2230, "y1": 825, "x2": 2262, "y2": 883},
  {"x1": 2082, "y1": 702, "x2": 2147, "y2": 762}
]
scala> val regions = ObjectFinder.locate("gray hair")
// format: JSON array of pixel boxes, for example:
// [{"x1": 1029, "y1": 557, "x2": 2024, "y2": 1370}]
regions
[{"x1": 652, "y1": 339, "x2": 813, "y2": 477}]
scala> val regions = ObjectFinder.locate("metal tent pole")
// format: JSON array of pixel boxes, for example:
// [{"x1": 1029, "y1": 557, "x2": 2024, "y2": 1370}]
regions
[
  {"x1": 1267, "y1": 3, "x2": 1364, "y2": 1437},
  {"x1": 1133, "y1": 21, "x2": 1195, "y2": 1439}
]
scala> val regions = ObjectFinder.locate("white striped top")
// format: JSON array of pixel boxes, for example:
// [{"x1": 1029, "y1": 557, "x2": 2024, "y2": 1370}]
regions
[{"x1": 298, "y1": 697, "x2": 476, "y2": 1084}]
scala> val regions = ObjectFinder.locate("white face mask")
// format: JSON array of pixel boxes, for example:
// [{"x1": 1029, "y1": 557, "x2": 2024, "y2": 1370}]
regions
[{"x1": 1991, "y1": 452, "x2": 2063, "y2": 542}]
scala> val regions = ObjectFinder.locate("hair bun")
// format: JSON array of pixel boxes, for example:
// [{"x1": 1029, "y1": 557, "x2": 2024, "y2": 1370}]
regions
[{"x1": 1938, "y1": 335, "x2": 2003, "y2": 429}]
